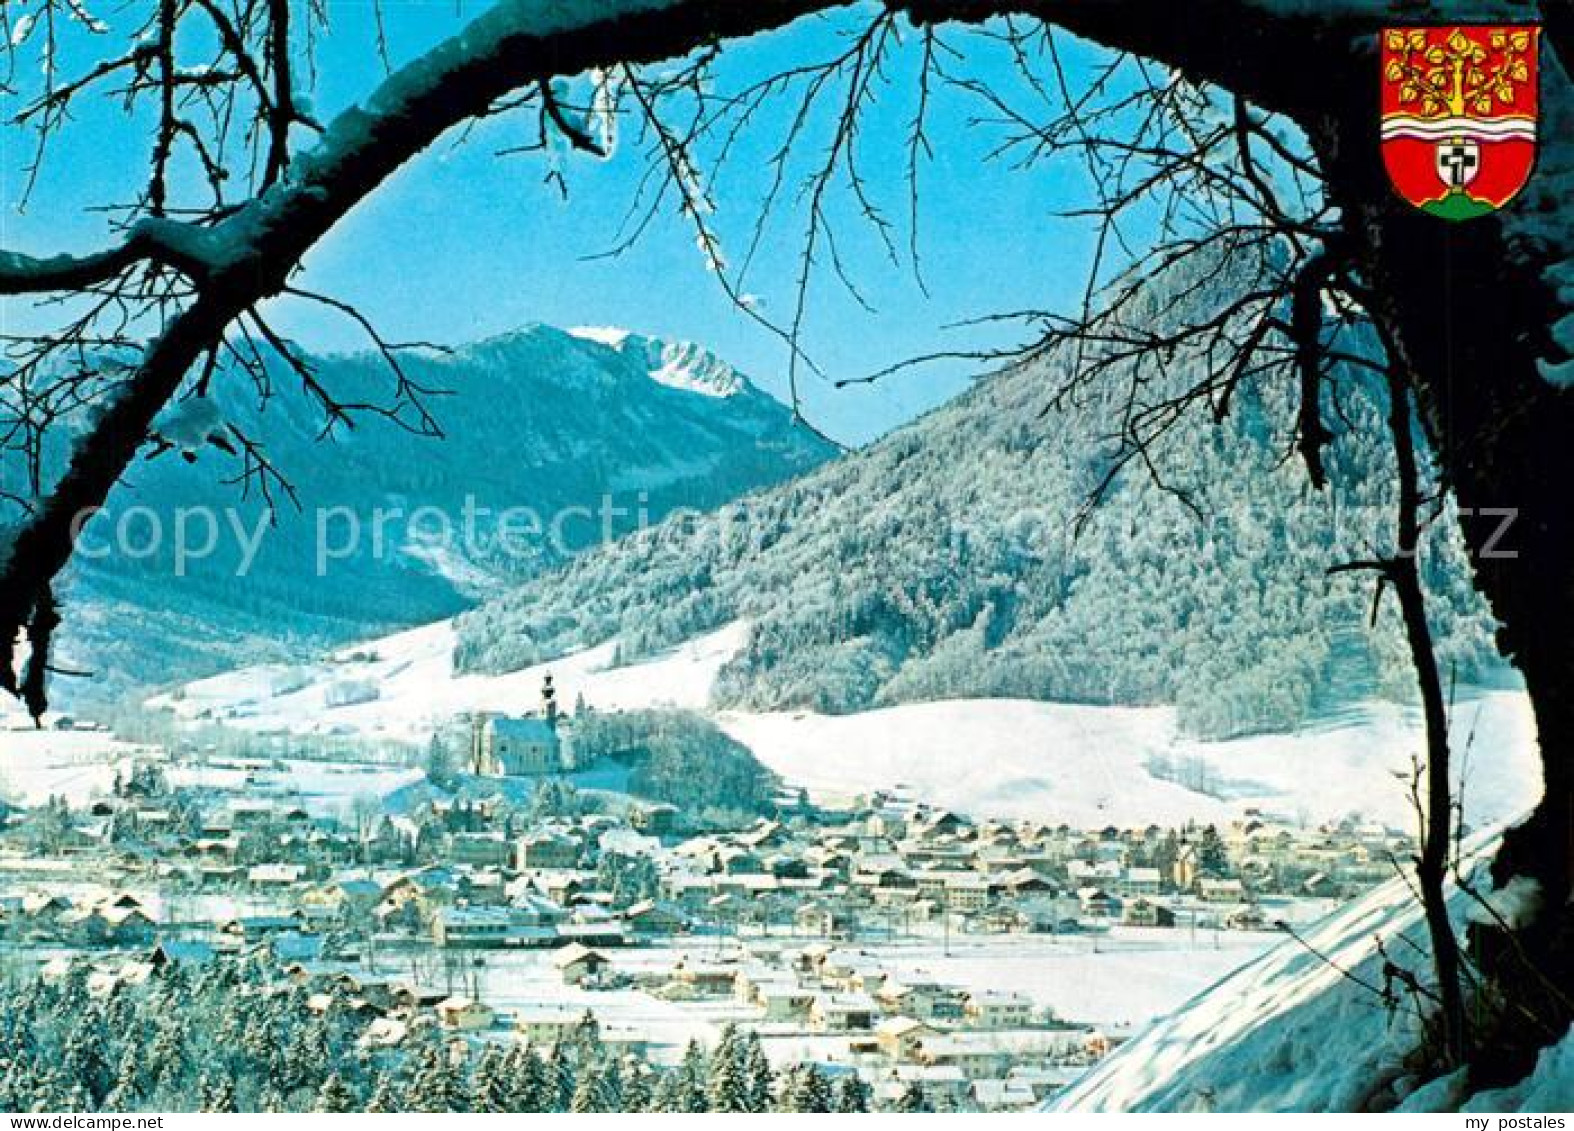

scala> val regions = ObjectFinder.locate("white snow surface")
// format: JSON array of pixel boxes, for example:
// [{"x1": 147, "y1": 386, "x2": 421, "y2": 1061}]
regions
[
  {"x1": 0, "y1": 723, "x2": 149, "y2": 806},
  {"x1": 0, "y1": 700, "x2": 422, "y2": 814},
  {"x1": 146, "y1": 620, "x2": 748, "y2": 744},
  {"x1": 150, "y1": 618, "x2": 1539, "y2": 830},
  {"x1": 567, "y1": 325, "x2": 632, "y2": 347},
  {"x1": 641, "y1": 337, "x2": 744, "y2": 397},
  {"x1": 720, "y1": 692, "x2": 1538, "y2": 831},
  {"x1": 1048, "y1": 833, "x2": 1573, "y2": 1112},
  {"x1": 165, "y1": 759, "x2": 425, "y2": 819},
  {"x1": 565, "y1": 325, "x2": 743, "y2": 396}
]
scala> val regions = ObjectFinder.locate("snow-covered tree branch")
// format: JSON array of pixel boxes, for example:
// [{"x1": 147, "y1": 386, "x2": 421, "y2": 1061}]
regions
[{"x1": 2, "y1": 0, "x2": 1571, "y2": 1094}]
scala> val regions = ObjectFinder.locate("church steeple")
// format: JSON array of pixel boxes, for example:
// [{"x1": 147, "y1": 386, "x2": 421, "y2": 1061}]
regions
[{"x1": 541, "y1": 673, "x2": 559, "y2": 730}]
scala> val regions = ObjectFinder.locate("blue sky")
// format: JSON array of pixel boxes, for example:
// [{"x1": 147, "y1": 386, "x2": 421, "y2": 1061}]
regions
[{"x1": 1, "y1": 2, "x2": 1115, "y2": 445}]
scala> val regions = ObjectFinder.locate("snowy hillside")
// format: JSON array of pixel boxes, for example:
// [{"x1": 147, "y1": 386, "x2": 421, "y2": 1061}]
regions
[
  {"x1": 719, "y1": 692, "x2": 1539, "y2": 832},
  {"x1": 147, "y1": 620, "x2": 749, "y2": 744},
  {"x1": 148, "y1": 615, "x2": 1538, "y2": 831},
  {"x1": 0, "y1": 718, "x2": 152, "y2": 806},
  {"x1": 49, "y1": 325, "x2": 832, "y2": 700},
  {"x1": 0, "y1": 698, "x2": 424, "y2": 814},
  {"x1": 454, "y1": 266, "x2": 1500, "y2": 742},
  {"x1": 1047, "y1": 833, "x2": 1573, "y2": 1112}
]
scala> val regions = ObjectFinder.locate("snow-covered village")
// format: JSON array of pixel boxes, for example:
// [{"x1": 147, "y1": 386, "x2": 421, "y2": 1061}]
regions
[
  {"x1": 3, "y1": 0, "x2": 1572, "y2": 1119},
  {"x1": 0, "y1": 650, "x2": 1551, "y2": 1111},
  {"x1": 0, "y1": 681, "x2": 1430, "y2": 1112}
]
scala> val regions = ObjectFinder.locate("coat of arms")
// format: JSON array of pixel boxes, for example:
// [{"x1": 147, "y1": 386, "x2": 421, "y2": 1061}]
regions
[{"x1": 1380, "y1": 26, "x2": 1540, "y2": 220}]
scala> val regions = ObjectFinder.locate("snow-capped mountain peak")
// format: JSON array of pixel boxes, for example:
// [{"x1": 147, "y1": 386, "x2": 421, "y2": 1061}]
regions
[
  {"x1": 52, "y1": 323, "x2": 833, "y2": 700},
  {"x1": 567, "y1": 325, "x2": 633, "y2": 348},
  {"x1": 567, "y1": 325, "x2": 745, "y2": 398},
  {"x1": 638, "y1": 336, "x2": 745, "y2": 398}
]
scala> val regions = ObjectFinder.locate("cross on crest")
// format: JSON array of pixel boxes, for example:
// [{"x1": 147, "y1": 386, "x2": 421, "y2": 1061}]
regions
[{"x1": 1436, "y1": 138, "x2": 1480, "y2": 189}]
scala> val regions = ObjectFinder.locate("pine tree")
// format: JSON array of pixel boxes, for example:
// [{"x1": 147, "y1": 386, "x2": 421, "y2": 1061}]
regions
[
  {"x1": 1153, "y1": 829, "x2": 1182, "y2": 886},
  {"x1": 407, "y1": 1041, "x2": 465, "y2": 1113},
  {"x1": 365, "y1": 1072, "x2": 403, "y2": 1113},
  {"x1": 198, "y1": 1071, "x2": 238, "y2": 1113},
  {"x1": 648, "y1": 1070, "x2": 684, "y2": 1113},
  {"x1": 571, "y1": 1010, "x2": 603, "y2": 1059},
  {"x1": 706, "y1": 1025, "x2": 748, "y2": 1114},
  {"x1": 146, "y1": 1024, "x2": 184, "y2": 1098},
  {"x1": 776, "y1": 1064, "x2": 806, "y2": 1112},
  {"x1": 299, "y1": 1013, "x2": 332, "y2": 1079},
  {"x1": 546, "y1": 1042, "x2": 576, "y2": 1112},
  {"x1": 103, "y1": 1045, "x2": 144, "y2": 1111},
  {"x1": 20, "y1": 1068, "x2": 62, "y2": 1114},
  {"x1": 1198, "y1": 824, "x2": 1230, "y2": 874},
  {"x1": 781, "y1": 1063, "x2": 832, "y2": 1112},
  {"x1": 469, "y1": 1046, "x2": 510, "y2": 1112},
  {"x1": 59, "y1": 1080, "x2": 94, "y2": 1113},
  {"x1": 101, "y1": 1079, "x2": 136, "y2": 1112},
  {"x1": 426, "y1": 734, "x2": 455, "y2": 788},
  {"x1": 570, "y1": 1059, "x2": 608, "y2": 1114},
  {"x1": 894, "y1": 1080, "x2": 931, "y2": 1113},
  {"x1": 314, "y1": 1072, "x2": 357, "y2": 1113},
  {"x1": 620, "y1": 1059, "x2": 653, "y2": 1113},
  {"x1": 512, "y1": 1045, "x2": 551, "y2": 1112},
  {"x1": 597, "y1": 1057, "x2": 625, "y2": 1112},
  {"x1": 675, "y1": 1040, "x2": 709, "y2": 1112},
  {"x1": 61, "y1": 1022, "x2": 111, "y2": 1103},
  {"x1": 832, "y1": 1074, "x2": 872, "y2": 1113},
  {"x1": 740, "y1": 1030, "x2": 773, "y2": 1113},
  {"x1": 239, "y1": 1006, "x2": 275, "y2": 1072}
]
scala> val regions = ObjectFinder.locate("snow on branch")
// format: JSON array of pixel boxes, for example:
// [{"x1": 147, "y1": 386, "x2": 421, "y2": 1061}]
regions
[
  {"x1": 0, "y1": 0, "x2": 1470, "y2": 722},
  {"x1": 0, "y1": 220, "x2": 221, "y2": 295}
]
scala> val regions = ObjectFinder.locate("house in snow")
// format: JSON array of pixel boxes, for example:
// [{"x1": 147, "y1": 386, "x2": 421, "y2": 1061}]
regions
[
  {"x1": 553, "y1": 942, "x2": 611, "y2": 986},
  {"x1": 1123, "y1": 897, "x2": 1177, "y2": 928},
  {"x1": 810, "y1": 993, "x2": 877, "y2": 1032},
  {"x1": 965, "y1": 990, "x2": 1035, "y2": 1029},
  {"x1": 436, "y1": 996, "x2": 495, "y2": 1031},
  {"x1": 1197, "y1": 877, "x2": 1246, "y2": 903},
  {"x1": 516, "y1": 832, "x2": 580, "y2": 871},
  {"x1": 625, "y1": 899, "x2": 688, "y2": 936},
  {"x1": 877, "y1": 1016, "x2": 941, "y2": 1060}
]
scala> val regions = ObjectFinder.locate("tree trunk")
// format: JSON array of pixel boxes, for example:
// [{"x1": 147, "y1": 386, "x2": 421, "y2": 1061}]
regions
[
  {"x1": 1381, "y1": 364, "x2": 1468, "y2": 1068},
  {"x1": 1309, "y1": 27, "x2": 1574, "y2": 1084}
]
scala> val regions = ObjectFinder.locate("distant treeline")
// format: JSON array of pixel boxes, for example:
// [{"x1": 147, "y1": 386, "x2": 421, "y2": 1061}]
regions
[{"x1": 571, "y1": 709, "x2": 778, "y2": 815}]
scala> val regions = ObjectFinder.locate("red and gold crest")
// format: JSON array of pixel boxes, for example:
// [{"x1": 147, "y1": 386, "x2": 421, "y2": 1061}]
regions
[{"x1": 1380, "y1": 26, "x2": 1540, "y2": 220}]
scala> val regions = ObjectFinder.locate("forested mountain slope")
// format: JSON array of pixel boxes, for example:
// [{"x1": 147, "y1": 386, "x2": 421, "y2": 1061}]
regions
[
  {"x1": 456, "y1": 274, "x2": 1499, "y2": 739},
  {"x1": 44, "y1": 326, "x2": 832, "y2": 695}
]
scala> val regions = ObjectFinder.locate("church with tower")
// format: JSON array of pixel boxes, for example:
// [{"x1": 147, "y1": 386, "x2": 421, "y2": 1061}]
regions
[{"x1": 470, "y1": 674, "x2": 575, "y2": 776}]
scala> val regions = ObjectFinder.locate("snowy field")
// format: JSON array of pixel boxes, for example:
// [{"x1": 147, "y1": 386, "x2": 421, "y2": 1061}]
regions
[
  {"x1": 146, "y1": 620, "x2": 747, "y2": 744},
  {"x1": 144, "y1": 618, "x2": 1542, "y2": 829},
  {"x1": 165, "y1": 759, "x2": 427, "y2": 820},
  {"x1": 0, "y1": 721, "x2": 152, "y2": 806},
  {"x1": 1048, "y1": 833, "x2": 1573, "y2": 1112},
  {"x1": 0, "y1": 700, "x2": 425, "y2": 814},
  {"x1": 368, "y1": 929, "x2": 1279, "y2": 1066},
  {"x1": 720, "y1": 692, "x2": 1540, "y2": 830}
]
